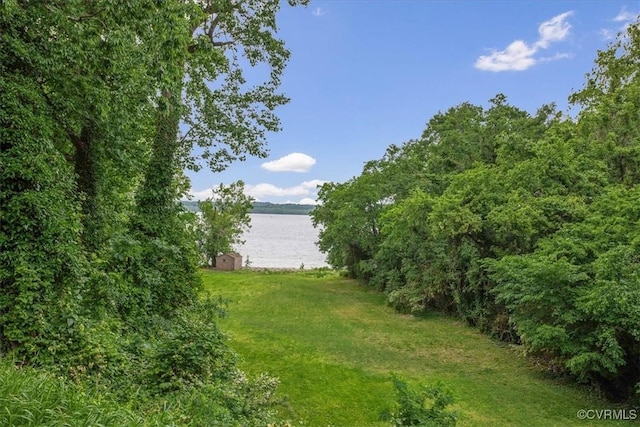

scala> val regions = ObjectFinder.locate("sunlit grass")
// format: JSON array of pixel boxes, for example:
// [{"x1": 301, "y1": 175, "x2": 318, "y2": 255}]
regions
[{"x1": 203, "y1": 269, "x2": 634, "y2": 426}]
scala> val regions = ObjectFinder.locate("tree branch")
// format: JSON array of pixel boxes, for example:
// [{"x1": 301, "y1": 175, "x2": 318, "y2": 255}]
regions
[
  {"x1": 188, "y1": 1, "x2": 242, "y2": 51},
  {"x1": 213, "y1": 40, "x2": 234, "y2": 47},
  {"x1": 188, "y1": 18, "x2": 235, "y2": 52},
  {"x1": 208, "y1": 14, "x2": 236, "y2": 47},
  {"x1": 67, "y1": 8, "x2": 105, "y2": 22},
  {"x1": 207, "y1": 14, "x2": 220, "y2": 40},
  {"x1": 42, "y1": 2, "x2": 106, "y2": 23}
]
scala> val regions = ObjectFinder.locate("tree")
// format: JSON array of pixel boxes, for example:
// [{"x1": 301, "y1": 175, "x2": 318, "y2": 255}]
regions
[
  {"x1": 313, "y1": 171, "x2": 388, "y2": 280},
  {"x1": 0, "y1": 0, "x2": 97, "y2": 361},
  {"x1": 16, "y1": 1, "x2": 163, "y2": 255},
  {"x1": 0, "y1": 0, "x2": 304, "y2": 359},
  {"x1": 0, "y1": 64, "x2": 87, "y2": 361},
  {"x1": 197, "y1": 181, "x2": 254, "y2": 267},
  {"x1": 490, "y1": 185, "x2": 640, "y2": 400},
  {"x1": 129, "y1": 0, "x2": 309, "y2": 313},
  {"x1": 569, "y1": 20, "x2": 640, "y2": 186},
  {"x1": 487, "y1": 20, "x2": 640, "y2": 400},
  {"x1": 134, "y1": 0, "x2": 311, "y2": 229},
  {"x1": 1, "y1": 0, "x2": 308, "y2": 423}
]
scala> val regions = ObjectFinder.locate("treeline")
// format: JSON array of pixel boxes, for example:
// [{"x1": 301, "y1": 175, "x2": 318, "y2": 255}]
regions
[
  {"x1": 312, "y1": 22, "x2": 640, "y2": 402},
  {"x1": 252, "y1": 201, "x2": 315, "y2": 215},
  {"x1": 184, "y1": 200, "x2": 316, "y2": 215},
  {"x1": 0, "y1": 1, "x2": 306, "y2": 425}
]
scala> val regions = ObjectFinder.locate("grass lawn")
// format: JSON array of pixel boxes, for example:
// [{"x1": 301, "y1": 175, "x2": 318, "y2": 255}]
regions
[{"x1": 202, "y1": 269, "x2": 636, "y2": 427}]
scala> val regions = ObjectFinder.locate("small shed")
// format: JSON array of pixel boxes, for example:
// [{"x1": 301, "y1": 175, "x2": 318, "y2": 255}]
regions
[{"x1": 215, "y1": 252, "x2": 243, "y2": 271}]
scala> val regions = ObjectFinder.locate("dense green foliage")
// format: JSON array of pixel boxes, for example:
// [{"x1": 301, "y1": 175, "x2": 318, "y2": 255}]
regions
[
  {"x1": 313, "y1": 22, "x2": 640, "y2": 402},
  {"x1": 196, "y1": 181, "x2": 253, "y2": 267},
  {"x1": 0, "y1": 351, "x2": 281, "y2": 426},
  {"x1": 383, "y1": 376, "x2": 457, "y2": 427},
  {"x1": 1, "y1": 0, "x2": 93, "y2": 365},
  {"x1": 1, "y1": 0, "x2": 306, "y2": 424}
]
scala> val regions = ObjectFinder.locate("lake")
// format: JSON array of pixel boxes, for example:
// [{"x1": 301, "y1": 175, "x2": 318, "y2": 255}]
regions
[{"x1": 236, "y1": 214, "x2": 328, "y2": 268}]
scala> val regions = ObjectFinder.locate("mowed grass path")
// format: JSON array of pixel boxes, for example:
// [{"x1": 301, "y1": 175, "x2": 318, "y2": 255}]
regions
[{"x1": 202, "y1": 270, "x2": 634, "y2": 426}]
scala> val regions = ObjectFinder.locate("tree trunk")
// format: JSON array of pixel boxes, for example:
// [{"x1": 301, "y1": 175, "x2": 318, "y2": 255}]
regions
[
  {"x1": 72, "y1": 124, "x2": 103, "y2": 253},
  {"x1": 133, "y1": 92, "x2": 182, "y2": 237}
]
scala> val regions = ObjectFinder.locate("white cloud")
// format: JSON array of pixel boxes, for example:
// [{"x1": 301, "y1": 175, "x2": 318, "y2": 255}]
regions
[
  {"x1": 600, "y1": 7, "x2": 639, "y2": 40},
  {"x1": 475, "y1": 11, "x2": 573, "y2": 72},
  {"x1": 298, "y1": 197, "x2": 319, "y2": 205},
  {"x1": 539, "y1": 52, "x2": 574, "y2": 63},
  {"x1": 261, "y1": 152, "x2": 316, "y2": 173},
  {"x1": 599, "y1": 28, "x2": 616, "y2": 40},
  {"x1": 312, "y1": 7, "x2": 326, "y2": 17},
  {"x1": 535, "y1": 11, "x2": 573, "y2": 48},
  {"x1": 246, "y1": 183, "x2": 306, "y2": 198},
  {"x1": 246, "y1": 179, "x2": 326, "y2": 200},
  {"x1": 189, "y1": 188, "x2": 215, "y2": 200},
  {"x1": 189, "y1": 180, "x2": 326, "y2": 202},
  {"x1": 475, "y1": 40, "x2": 536, "y2": 72},
  {"x1": 614, "y1": 6, "x2": 637, "y2": 22},
  {"x1": 284, "y1": 198, "x2": 319, "y2": 205}
]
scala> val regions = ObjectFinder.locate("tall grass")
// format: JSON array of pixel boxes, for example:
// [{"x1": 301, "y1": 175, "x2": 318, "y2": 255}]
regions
[
  {"x1": 0, "y1": 359, "x2": 153, "y2": 426},
  {"x1": 203, "y1": 269, "x2": 636, "y2": 426}
]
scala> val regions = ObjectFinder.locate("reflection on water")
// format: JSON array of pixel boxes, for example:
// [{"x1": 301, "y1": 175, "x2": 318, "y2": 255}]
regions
[{"x1": 236, "y1": 214, "x2": 328, "y2": 268}]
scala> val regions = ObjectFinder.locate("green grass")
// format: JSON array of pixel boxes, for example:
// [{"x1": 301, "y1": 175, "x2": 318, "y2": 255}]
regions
[
  {"x1": 203, "y1": 269, "x2": 638, "y2": 427},
  {"x1": 0, "y1": 359, "x2": 151, "y2": 427}
]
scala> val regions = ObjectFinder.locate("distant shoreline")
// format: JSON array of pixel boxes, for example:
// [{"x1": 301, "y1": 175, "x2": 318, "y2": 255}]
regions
[
  {"x1": 183, "y1": 200, "x2": 315, "y2": 215},
  {"x1": 250, "y1": 201, "x2": 315, "y2": 215},
  {"x1": 244, "y1": 267, "x2": 317, "y2": 271}
]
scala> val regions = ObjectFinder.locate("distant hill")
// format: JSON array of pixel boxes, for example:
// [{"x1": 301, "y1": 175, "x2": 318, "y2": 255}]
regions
[
  {"x1": 182, "y1": 201, "x2": 200, "y2": 212},
  {"x1": 182, "y1": 200, "x2": 315, "y2": 215},
  {"x1": 251, "y1": 202, "x2": 315, "y2": 215}
]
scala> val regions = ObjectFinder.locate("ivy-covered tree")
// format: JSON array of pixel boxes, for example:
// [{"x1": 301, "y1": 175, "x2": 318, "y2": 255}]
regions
[
  {"x1": 0, "y1": 0, "x2": 99, "y2": 362},
  {"x1": 0, "y1": 62, "x2": 87, "y2": 361},
  {"x1": 129, "y1": 0, "x2": 309, "y2": 314},
  {"x1": 1, "y1": 0, "x2": 309, "y2": 422}
]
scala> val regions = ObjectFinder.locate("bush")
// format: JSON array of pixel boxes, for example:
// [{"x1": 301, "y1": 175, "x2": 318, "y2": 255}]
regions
[
  {"x1": 145, "y1": 296, "x2": 236, "y2": 393},
  {"x1": 381, "y1": 375, "x2": 457, "y2": 427}
]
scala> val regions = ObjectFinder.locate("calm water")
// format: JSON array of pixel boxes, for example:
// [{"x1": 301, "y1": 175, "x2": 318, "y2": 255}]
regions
[{"x1": 236, "y1": 214, "x2": 328, "y2": 268}]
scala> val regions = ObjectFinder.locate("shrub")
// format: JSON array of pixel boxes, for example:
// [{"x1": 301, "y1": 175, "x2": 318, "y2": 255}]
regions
[
  {"x1": 381, "y1": 375, "x2": 457, "y2": 427},
  {"x1": 145, "y1": 296, "x2": 236, "y2": 393}
]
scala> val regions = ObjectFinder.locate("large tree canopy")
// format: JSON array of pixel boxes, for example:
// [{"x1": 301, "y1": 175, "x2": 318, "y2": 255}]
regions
[
  {"x1": 1, "y1": 0, "x2": 307, "y2": 423},
  {"x1": 313, "y1": 21, "x2": 640, "y2": 401}
]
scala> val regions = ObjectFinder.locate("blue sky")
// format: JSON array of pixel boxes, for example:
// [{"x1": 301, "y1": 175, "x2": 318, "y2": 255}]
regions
[{"x1": 187, "y1": 1, "x2": 639, "y2": 204}]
